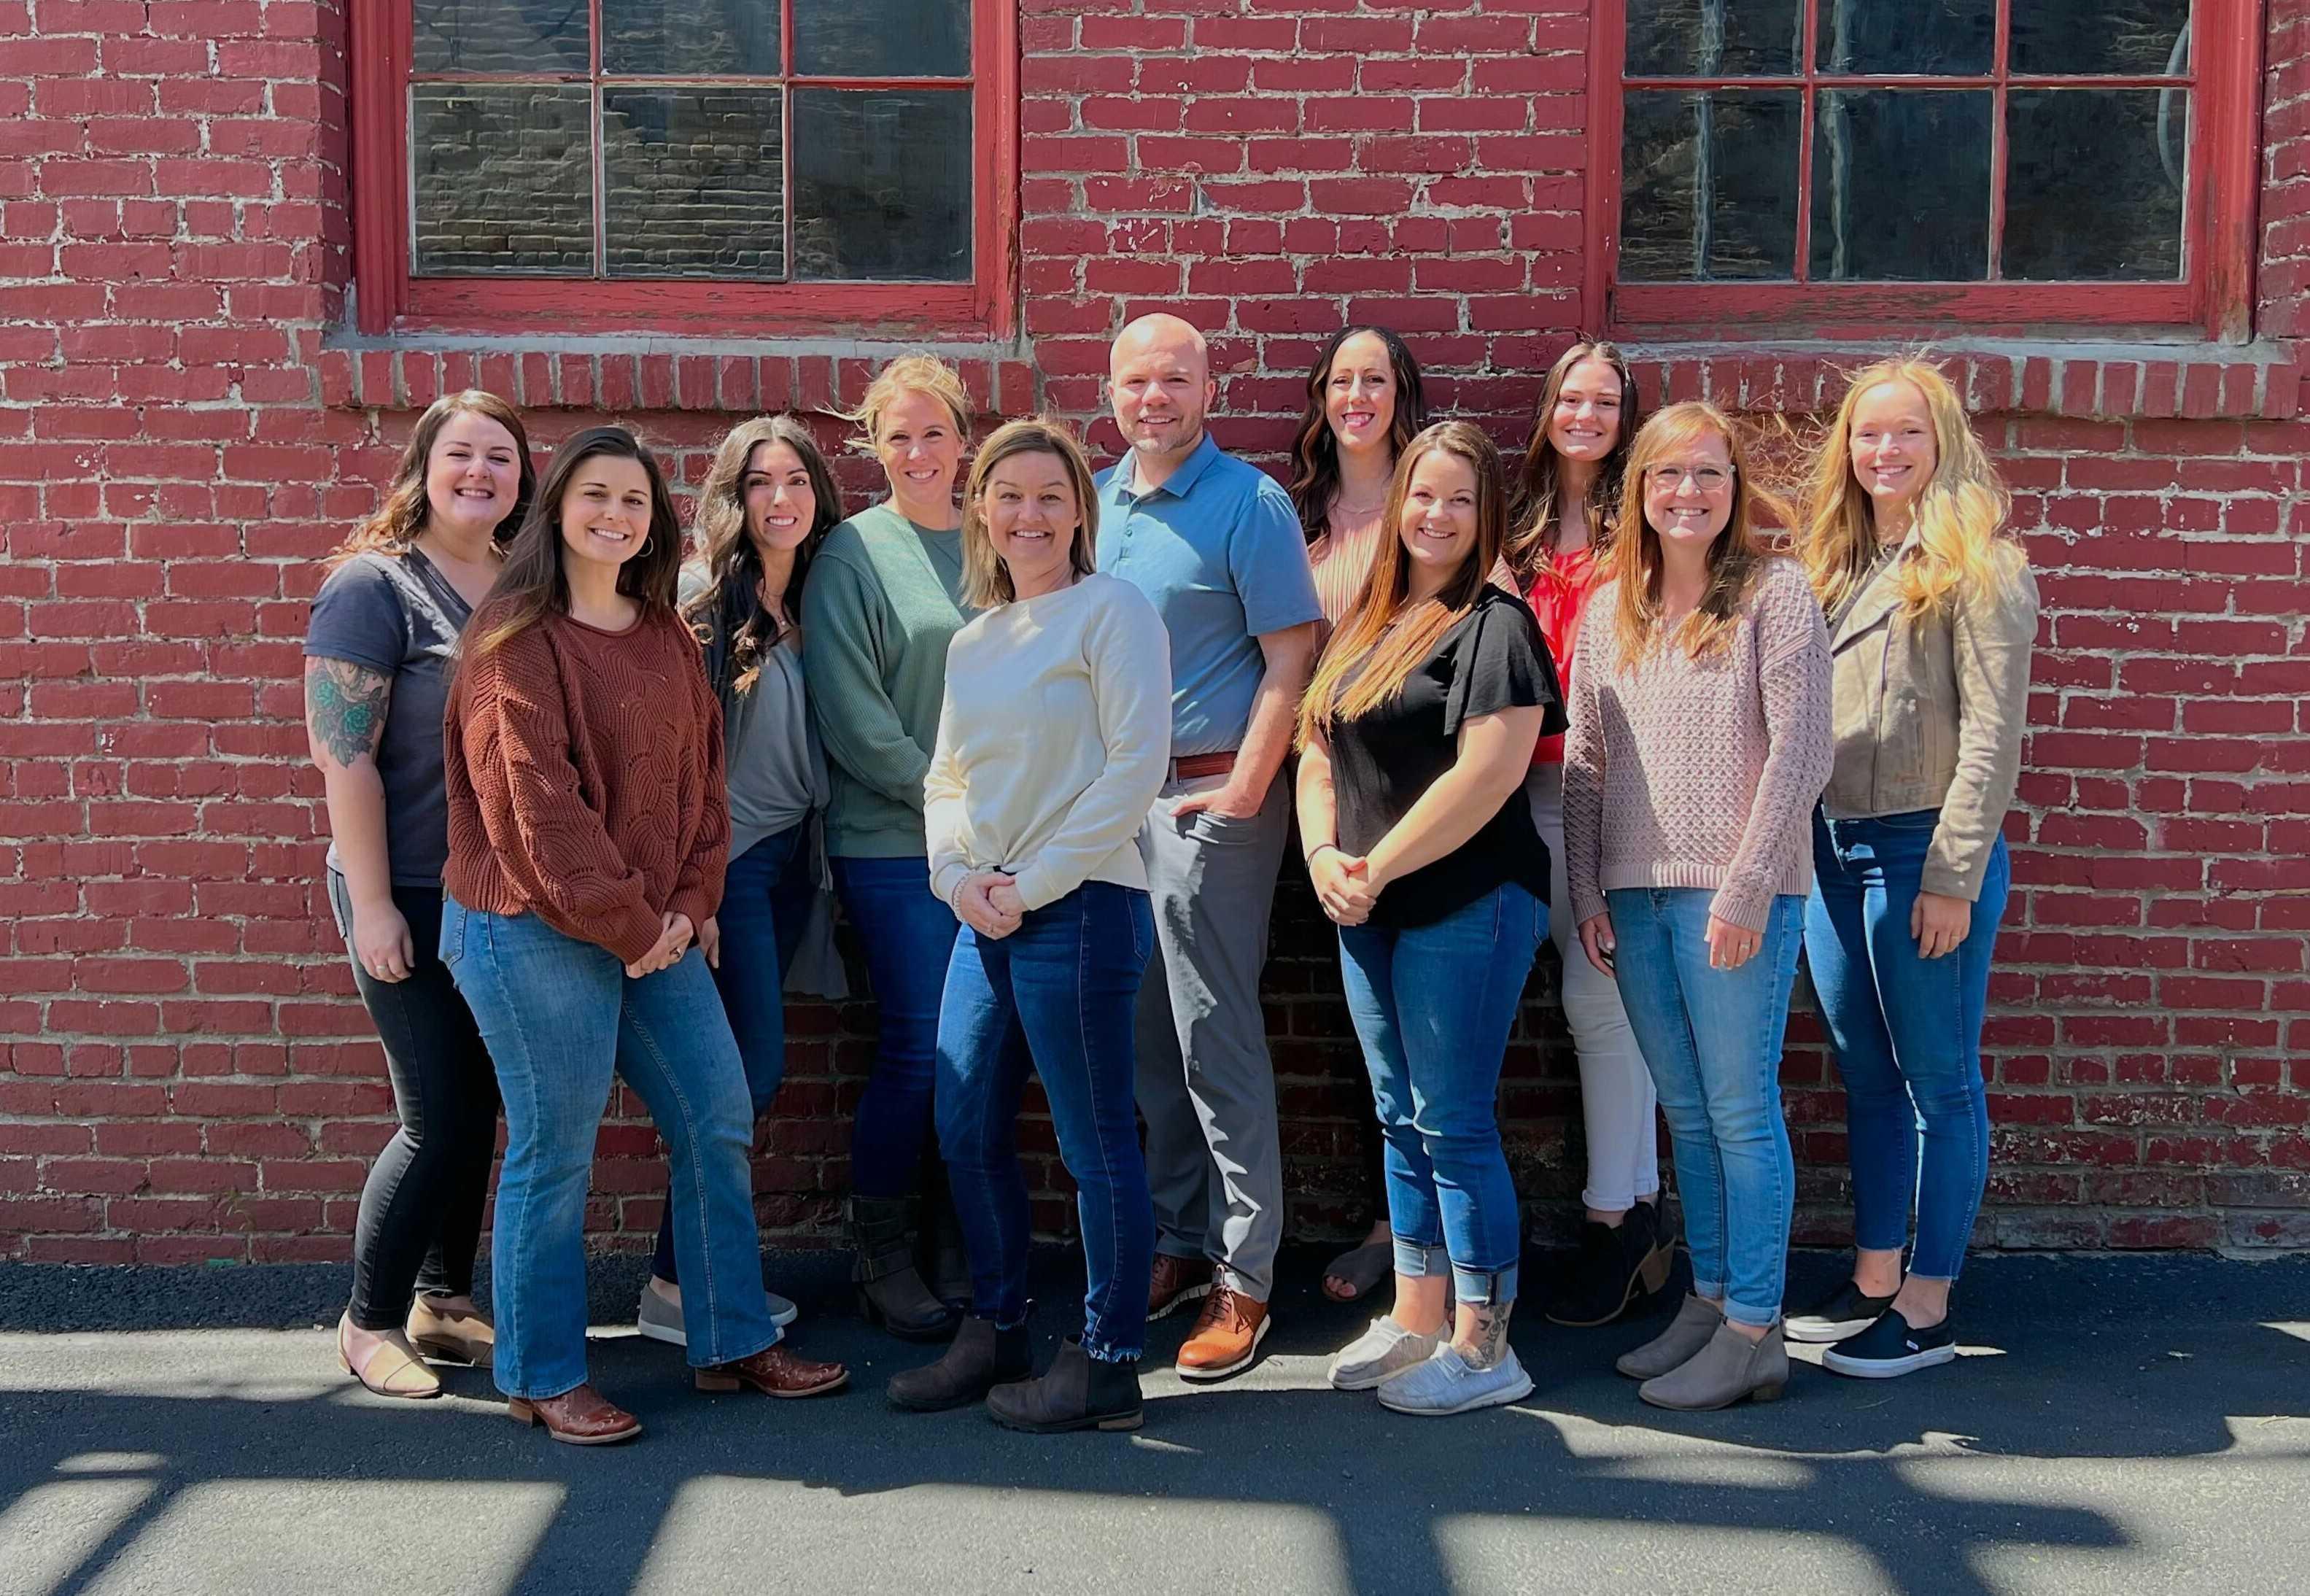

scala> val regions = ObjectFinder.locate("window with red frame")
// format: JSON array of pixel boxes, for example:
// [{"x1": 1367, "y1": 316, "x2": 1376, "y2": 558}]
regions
[
  {"x1": 1588, "y1": 0, "x2": 2260, "y2": 335},
  {"x1": 351, "y1": 0, "x2": 1017, "y2": 335}
]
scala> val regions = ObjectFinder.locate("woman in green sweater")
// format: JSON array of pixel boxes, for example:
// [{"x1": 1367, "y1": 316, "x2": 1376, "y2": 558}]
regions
[{"x1": 800, "y1": 354, "x2": 977, "y2": 1341}]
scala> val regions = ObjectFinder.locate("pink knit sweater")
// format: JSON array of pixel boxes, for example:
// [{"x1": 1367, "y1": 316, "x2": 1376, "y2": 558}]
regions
[{"x1": 1562, "y1": 555, "x2": 1833, "y2": 934}]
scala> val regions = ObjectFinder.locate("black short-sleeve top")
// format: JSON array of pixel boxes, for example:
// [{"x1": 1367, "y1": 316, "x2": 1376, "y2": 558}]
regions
[{"x1": 1326, "y1": 584, "x2": 1567, "y2": 927}]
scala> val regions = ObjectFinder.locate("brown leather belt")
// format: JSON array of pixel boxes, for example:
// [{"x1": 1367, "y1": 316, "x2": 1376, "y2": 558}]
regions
[{"x1": 1171, "y1": 750, "x2": 1236, "y2": 780}]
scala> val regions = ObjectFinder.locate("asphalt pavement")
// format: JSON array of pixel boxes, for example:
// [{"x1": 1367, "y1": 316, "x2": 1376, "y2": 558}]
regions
[{"x1": 1, "y1": 1247, "x2": 2305, "y2": 1596}]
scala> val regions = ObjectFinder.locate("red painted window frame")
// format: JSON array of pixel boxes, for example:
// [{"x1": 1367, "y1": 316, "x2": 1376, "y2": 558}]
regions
[
  {"x1": 1581, "y1": 0, "x2": 2263, "y2": 340},
  {"x1": 349, "y1": 0, "x2": 1019, "y2": 338}
]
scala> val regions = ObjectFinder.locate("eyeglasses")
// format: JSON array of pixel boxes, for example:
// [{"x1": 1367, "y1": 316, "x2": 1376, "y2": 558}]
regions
[{"x1": 1646, "y1": 465, "x2": 1730, "y2": 492}]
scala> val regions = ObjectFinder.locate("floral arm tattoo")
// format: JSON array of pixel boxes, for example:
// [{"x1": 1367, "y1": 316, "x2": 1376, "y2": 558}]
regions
[{"x1": 306, "y1": 658, "x2": 392, "y2": 772}]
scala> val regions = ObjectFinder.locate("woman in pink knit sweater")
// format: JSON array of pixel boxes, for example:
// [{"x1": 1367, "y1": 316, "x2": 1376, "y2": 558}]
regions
[{"x1": 1563, "y1": 401, "x2": 1832, "y2": 1413}]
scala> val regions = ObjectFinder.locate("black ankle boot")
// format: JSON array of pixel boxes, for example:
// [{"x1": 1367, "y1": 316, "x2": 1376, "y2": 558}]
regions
[
  {"x1": 848, "y1": 1195, "x2": 960, "y2": 1343},
  {"x1": 888, "y1": 1317, "x2": 1032, "y2": 1412},
  {"x1": 1546, "y1": 1203, "x2": 1673, "y2": 1328},
  {"x1": 985, "y1": 1338, "x2": 1143, "y2": 1433}
]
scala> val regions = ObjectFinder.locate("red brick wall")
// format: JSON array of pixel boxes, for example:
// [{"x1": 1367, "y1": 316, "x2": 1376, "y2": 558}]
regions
[{"x1": 1, "y1": 1, "x2": 2304, "y2": 1263}]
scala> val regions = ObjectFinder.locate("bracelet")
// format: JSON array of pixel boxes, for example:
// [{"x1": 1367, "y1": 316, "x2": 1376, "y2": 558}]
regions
[{"x1": 1305, "y1": 842, "x2": 1339, "y2": 866}]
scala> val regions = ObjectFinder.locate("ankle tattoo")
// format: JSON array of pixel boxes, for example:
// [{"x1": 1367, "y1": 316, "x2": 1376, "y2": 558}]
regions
[{"x1": 1461, "y1": 1304, "x2": 1513, "y2": 1370}]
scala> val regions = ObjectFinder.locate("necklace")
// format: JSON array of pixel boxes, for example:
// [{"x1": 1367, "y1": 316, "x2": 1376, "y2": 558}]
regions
[{"x1": 1332, "y1": 490, "x2": 1388, "y2": 521}]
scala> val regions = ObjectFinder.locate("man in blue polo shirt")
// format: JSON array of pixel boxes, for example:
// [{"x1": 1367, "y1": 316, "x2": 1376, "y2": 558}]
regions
[{"x1": 1096, "y1": 312, "x2": 1322, "y2": 1382}]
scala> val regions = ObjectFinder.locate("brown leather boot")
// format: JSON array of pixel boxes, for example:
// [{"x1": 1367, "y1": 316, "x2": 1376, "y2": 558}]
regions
[
  {"x1": 985, "y1": 1339, "x2": 1143, "y2": 1433},
  {"x1": 508, "y1": 1383, "x2": 641, "y2": 1444},
  {"x1": 695, "y1": 1342, "x2": 849, "y2": 1398},
  {"x1": 1146, "y1": 1253, "x2": 1214, "y2": 1322},
  {"x1": 848, "y1": 1194, "x2": 960, "y2": 1343}
]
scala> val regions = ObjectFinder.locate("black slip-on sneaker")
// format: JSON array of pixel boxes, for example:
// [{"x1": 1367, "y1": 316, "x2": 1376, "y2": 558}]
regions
[
  {"x1": 1821, "y1": 1309, "x2": 1957, "y2": 1379},
  {"x1": 1785, "y1": 1279, "x2": 1896, "y2": 1344}
]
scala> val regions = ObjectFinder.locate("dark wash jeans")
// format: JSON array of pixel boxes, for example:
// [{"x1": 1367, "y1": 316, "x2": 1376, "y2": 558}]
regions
[
  {"x1": 327, "y1": 872, "x2": 500, "y2": 1332},
  {"x1": 1807, "y1": 809, "x2": 2009, "y2": 1282},
  {"x1": 832, "y1": 854, "x2": 961, "y2": 1200},
  {"x1": 935, "y1": 881, "x2": 1157, "y2": 1362},
  {"x1": 654, "y1": 824, "x2": 813, "y2": 1284}
]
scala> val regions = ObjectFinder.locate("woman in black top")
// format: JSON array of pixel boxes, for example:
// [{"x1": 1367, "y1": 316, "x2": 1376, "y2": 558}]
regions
[{"x1": 1295, "y1": 419, "x2": 1562, "y2": 1419}]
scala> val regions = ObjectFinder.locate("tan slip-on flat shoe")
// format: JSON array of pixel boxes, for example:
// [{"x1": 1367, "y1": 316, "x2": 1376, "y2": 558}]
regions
[
  {"x1": 338, "y1": 1313, "x2": 443, "y2": 1400},
  {"x1": 406, "y1": 1295, "x2": 495, "y2": 1368}
]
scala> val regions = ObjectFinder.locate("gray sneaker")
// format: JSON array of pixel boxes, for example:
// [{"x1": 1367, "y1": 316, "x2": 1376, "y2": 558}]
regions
[
  {"x1": 637, "y1": 1285, "x2": 799, "y2": 1347},
  {"x1": 1375, "y1": 1344, "x2": 1533, "y2": 1417},
  {"x1": 1328, "y1": 1317, "x2": 1442, "y2": 1391}
]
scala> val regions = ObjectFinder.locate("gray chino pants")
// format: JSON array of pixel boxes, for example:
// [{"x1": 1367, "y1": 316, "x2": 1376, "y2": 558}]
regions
[{"x1": 1133, "y1": 771, "x2": 1291, "y2": 1302}]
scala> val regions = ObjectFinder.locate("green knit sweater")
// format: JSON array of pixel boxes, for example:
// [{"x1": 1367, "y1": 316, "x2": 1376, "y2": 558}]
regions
[{"x1": 799, "y1": 503, "x2": 973, "y2": 858}]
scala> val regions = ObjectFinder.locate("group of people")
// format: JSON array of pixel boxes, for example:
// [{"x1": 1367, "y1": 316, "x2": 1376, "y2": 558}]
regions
[{"x1": 304, "y1": 310, "x2": 2035, "y2": 1444}]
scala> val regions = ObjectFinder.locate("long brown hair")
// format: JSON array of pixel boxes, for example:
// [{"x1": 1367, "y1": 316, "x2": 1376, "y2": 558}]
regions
[
  {"x1": 1798, "y1": 357, "x2": 2023, "y2": 619},
  {"x1": 1287, "y1": 325, "x2": 1427, "y2": 542},
  {"x1": 1297, "y1": 420, "x2": 1508, "y2": 748},
  {"x1": 960, "y1": 417, "x2": 1101, "y2": 609},
  {"x1": 682, "y1": 415, "x2": 842, "y2": 694},
  {"x1": 1607, "y1": 402, "x2": 1786, "y2": 670},
  {"x1": 332, "y1": 390, "x2": 534, "y2": 566},
  {"x1": 470, "y1": 427, "x2": 685, "y2": 656},
  {"x1": 1505, "y1": 340, "x2": 1643, "y2": 583}
]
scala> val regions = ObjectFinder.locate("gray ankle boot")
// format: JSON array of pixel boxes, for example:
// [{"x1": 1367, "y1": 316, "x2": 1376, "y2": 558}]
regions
[
  {"x1": 1615, "y1": 1293, "x2": 1724, "y2": 1380},
  {"x1": 1638, "y1": 1319, "x2": 1788, "y2": 1411}
]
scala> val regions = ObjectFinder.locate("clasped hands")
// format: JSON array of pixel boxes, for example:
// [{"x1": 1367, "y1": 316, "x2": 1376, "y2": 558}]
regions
[
  {"x1": 1309, "y1": 845, "x2": 1377, "y2": 926},
  {"x1": 624, "y1": 910, "x2": 697, "y2": 979},
  {"x1": 954, "y1": 871, "x2": 1026, "y2": 940}
]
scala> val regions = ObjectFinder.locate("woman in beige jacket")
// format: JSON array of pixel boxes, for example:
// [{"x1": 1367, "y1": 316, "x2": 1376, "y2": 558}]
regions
[{"x1": 1788, "y1": 360, "x2": 2038, "y2": 1379}]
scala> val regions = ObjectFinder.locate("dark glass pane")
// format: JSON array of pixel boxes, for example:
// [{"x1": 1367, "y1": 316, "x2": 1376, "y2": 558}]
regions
[
  {"x1": 1624, "y1": 0, "x2": 1800, "y2": 77},
  {"x1": 1619, "y1": 90, "x2": 1800, "y2": 282},
  {"x1": 794, "y1": 0, "x2": 969, "y2": 77},
  {"x1": 411, "y1": 0, "x2": 586, "y2": 73},
  {"x1": 411, "y1": 85, "x2": 593, "y2": 276},
  {"x1": 2004, "y1": 88, "x2": 2186, "y2": 280},
  {"x1": 2012, "y1": 0, "x2": 2191, "y2": 76},
  {"x1": 792, "y1": 89, "x2": 971, "y2": 281},
  {"x1": 602, "y1": 0, "x2": 781, "y2": 74},
  {"x1": 1818, "y1": 0, "x2": 1993, "y2": 74},
  {"x1": 1809, "y1": 90, "x2": 1990, "y2": 280},
  {"x1": 603, "y1": 88, "x2": 785, "y2": 280}
]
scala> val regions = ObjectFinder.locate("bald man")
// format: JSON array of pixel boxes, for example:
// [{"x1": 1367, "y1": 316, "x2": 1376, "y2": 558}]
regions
[{"x1": 1095, "y1": 314, "x2": 1322, "y2": 1382}]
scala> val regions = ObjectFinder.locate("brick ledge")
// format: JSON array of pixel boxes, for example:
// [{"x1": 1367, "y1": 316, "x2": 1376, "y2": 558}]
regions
[{"x1": 1621, "y1": 338, "x2": 2303, "y2": 421}]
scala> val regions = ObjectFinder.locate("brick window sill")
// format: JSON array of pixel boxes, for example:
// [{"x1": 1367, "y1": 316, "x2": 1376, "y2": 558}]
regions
[
  {"x1": 1620, "y1": 338, "x2": 2302, "y2": 421},
  {"x1": 317, "y1": 332, "x2": 1036, "y2": 415}
]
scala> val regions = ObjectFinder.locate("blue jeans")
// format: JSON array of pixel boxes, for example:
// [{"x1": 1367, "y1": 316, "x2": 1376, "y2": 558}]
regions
[
  {"x1": 832, "y1": 856, "x2": 960, "y2": 1200},
  {"x1": 1608, "y1": 887, "x2": 1805, "y2": 1330},
  {"x1": 1807, "y1": 810, "x2": 2008, "y2": 1282},
  {"x1": 654, "y1": 824, "x2": 813, "y2": 1283},
  {"x1": 441, "y1": 896, "x2": 781, "y2": 1399},
  {"x1": 936, "y1": 883, "x2": 1155, "y2": 1361},
  {"x1": 1338, "y1": 883, "x2": 1545, "y2": 1308}
]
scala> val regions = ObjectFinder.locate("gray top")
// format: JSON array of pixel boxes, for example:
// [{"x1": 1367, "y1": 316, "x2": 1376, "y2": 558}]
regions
[
  {"x1": 726, "y1": 635, "x2": 831, "y2": 861},
  {"x1": 302, "y1": 548, "x2": 472, "y2": 888}
]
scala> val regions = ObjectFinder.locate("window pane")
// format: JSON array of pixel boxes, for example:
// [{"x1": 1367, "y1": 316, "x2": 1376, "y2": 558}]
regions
[
  {"x1": 2004, "y1": 88, "x2": 2186, "y2": 280},
  {"x1": 1809, "y1": 90, "x2": 1990, "y2": 281},
  {"x1": 1619, "y1": 90, "x2": 1800, "y2": 282},
  {"x1": 603, "y1": 88, "x2": 785, "y2": 280},
  {"x1": 792, "y1": 89, "x2": 971, "y2": 280},
  {"x1": 1624, "y1": 0, "x2": 1800, "y2": 77},
  {"x1": 411, "y1": 85, "x2": 593, "y2": 276},
  {"x1": 1818, "y1": 0, "x2": 1993, "y2": 74},
  {"x1": 411, "y1": 0, "x2": 586, "y2": 73},
  {"x1": 2011, "y1": 0, "x2": 2191, "y2": 76},
  {"x1": 794, "y1": 0, "x2": 970, "y2": 77},
  {"x1": 602, "y1": 0, "x2": 781, "y2": 74}
]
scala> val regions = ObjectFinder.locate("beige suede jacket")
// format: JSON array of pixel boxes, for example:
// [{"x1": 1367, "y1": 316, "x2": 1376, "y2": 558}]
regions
[{"x1": 1821, "y1": 535, "x2": 2039, "y2": 903}]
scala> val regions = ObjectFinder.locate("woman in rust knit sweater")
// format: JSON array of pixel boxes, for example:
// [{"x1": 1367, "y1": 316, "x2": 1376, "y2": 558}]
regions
[{"x1": 441, "y1": 426, "x2": 846, "y2": 1445}]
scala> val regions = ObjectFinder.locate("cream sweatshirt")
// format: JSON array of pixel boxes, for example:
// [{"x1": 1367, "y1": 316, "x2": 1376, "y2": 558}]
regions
[{"x1": 926, "y1": 573, "x2": 1173, "y2": 913}]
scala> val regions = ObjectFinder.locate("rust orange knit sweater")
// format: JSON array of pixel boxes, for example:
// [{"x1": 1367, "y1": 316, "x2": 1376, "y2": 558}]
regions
[{"x1": 443, "y1": 604, "x2": 728, "y2": 965}]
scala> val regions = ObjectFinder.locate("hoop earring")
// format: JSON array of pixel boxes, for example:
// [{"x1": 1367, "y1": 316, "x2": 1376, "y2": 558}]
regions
[{"x1": 640, "y1": 536, "x2": 654, "y2": 557}]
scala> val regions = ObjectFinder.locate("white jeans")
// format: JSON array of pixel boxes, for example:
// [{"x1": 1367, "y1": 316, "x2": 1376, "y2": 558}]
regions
[{"x1": 1527, "y1": 765, "x2": 1662, "y2": 1212}]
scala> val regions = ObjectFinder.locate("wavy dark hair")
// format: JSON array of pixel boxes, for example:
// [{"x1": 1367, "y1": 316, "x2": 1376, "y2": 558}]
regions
[
  {"x1": 681, "y1": 415, "x2": 843, "y2": 695},
  {"x1": 1286, "y1": 325, "x2": 1427, "y2": 542},
  {"x1": 1505, "y1": 340, "x2": 1643, "y2": 582},
  {"x1": 470, "y1": 426, "x2": 684, "y2": 656},
  {"x1": 331, "y1": 390, "x2": 534, "y2": 566}
]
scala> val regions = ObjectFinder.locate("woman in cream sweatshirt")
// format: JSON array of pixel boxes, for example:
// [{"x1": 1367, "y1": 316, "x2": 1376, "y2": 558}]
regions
[{"x1": 889, "y1": 419, "x2": 1171, "y2": 1436}]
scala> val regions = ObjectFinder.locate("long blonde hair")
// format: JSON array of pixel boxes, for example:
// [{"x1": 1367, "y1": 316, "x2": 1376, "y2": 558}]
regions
[
  {"x1": 1297, "y1": 421, "x2": 1508, "y2": 748},
  {"x1": 1608, "y1": 402, "x2": 1786, "y2": 670},
  {"x1": 959, "y1": 418, "x2": 1099, "y2": 609},
  {"x1": 1799, "y1": 358, "x2": 2022, "y2": 617}
]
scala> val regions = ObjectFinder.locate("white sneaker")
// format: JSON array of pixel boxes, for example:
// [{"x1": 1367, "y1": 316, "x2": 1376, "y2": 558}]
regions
[
  {"x1": 1327, "y1": 1317, "x2": 1442, "y2": 1391},
  {"x1": 1376, "y1": 1344, "x2": 1534, "y2": 1417}
]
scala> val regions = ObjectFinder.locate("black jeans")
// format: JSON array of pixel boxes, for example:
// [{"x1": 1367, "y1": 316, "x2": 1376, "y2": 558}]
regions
[{"x1": 330, "y1": 872, "x2": 502, "y2": 1330}]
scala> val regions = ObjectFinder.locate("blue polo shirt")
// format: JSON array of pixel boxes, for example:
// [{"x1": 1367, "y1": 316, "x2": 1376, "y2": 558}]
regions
[{"x1": 1095, "y1": 433, "x2": 1322, "y2": 758}]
